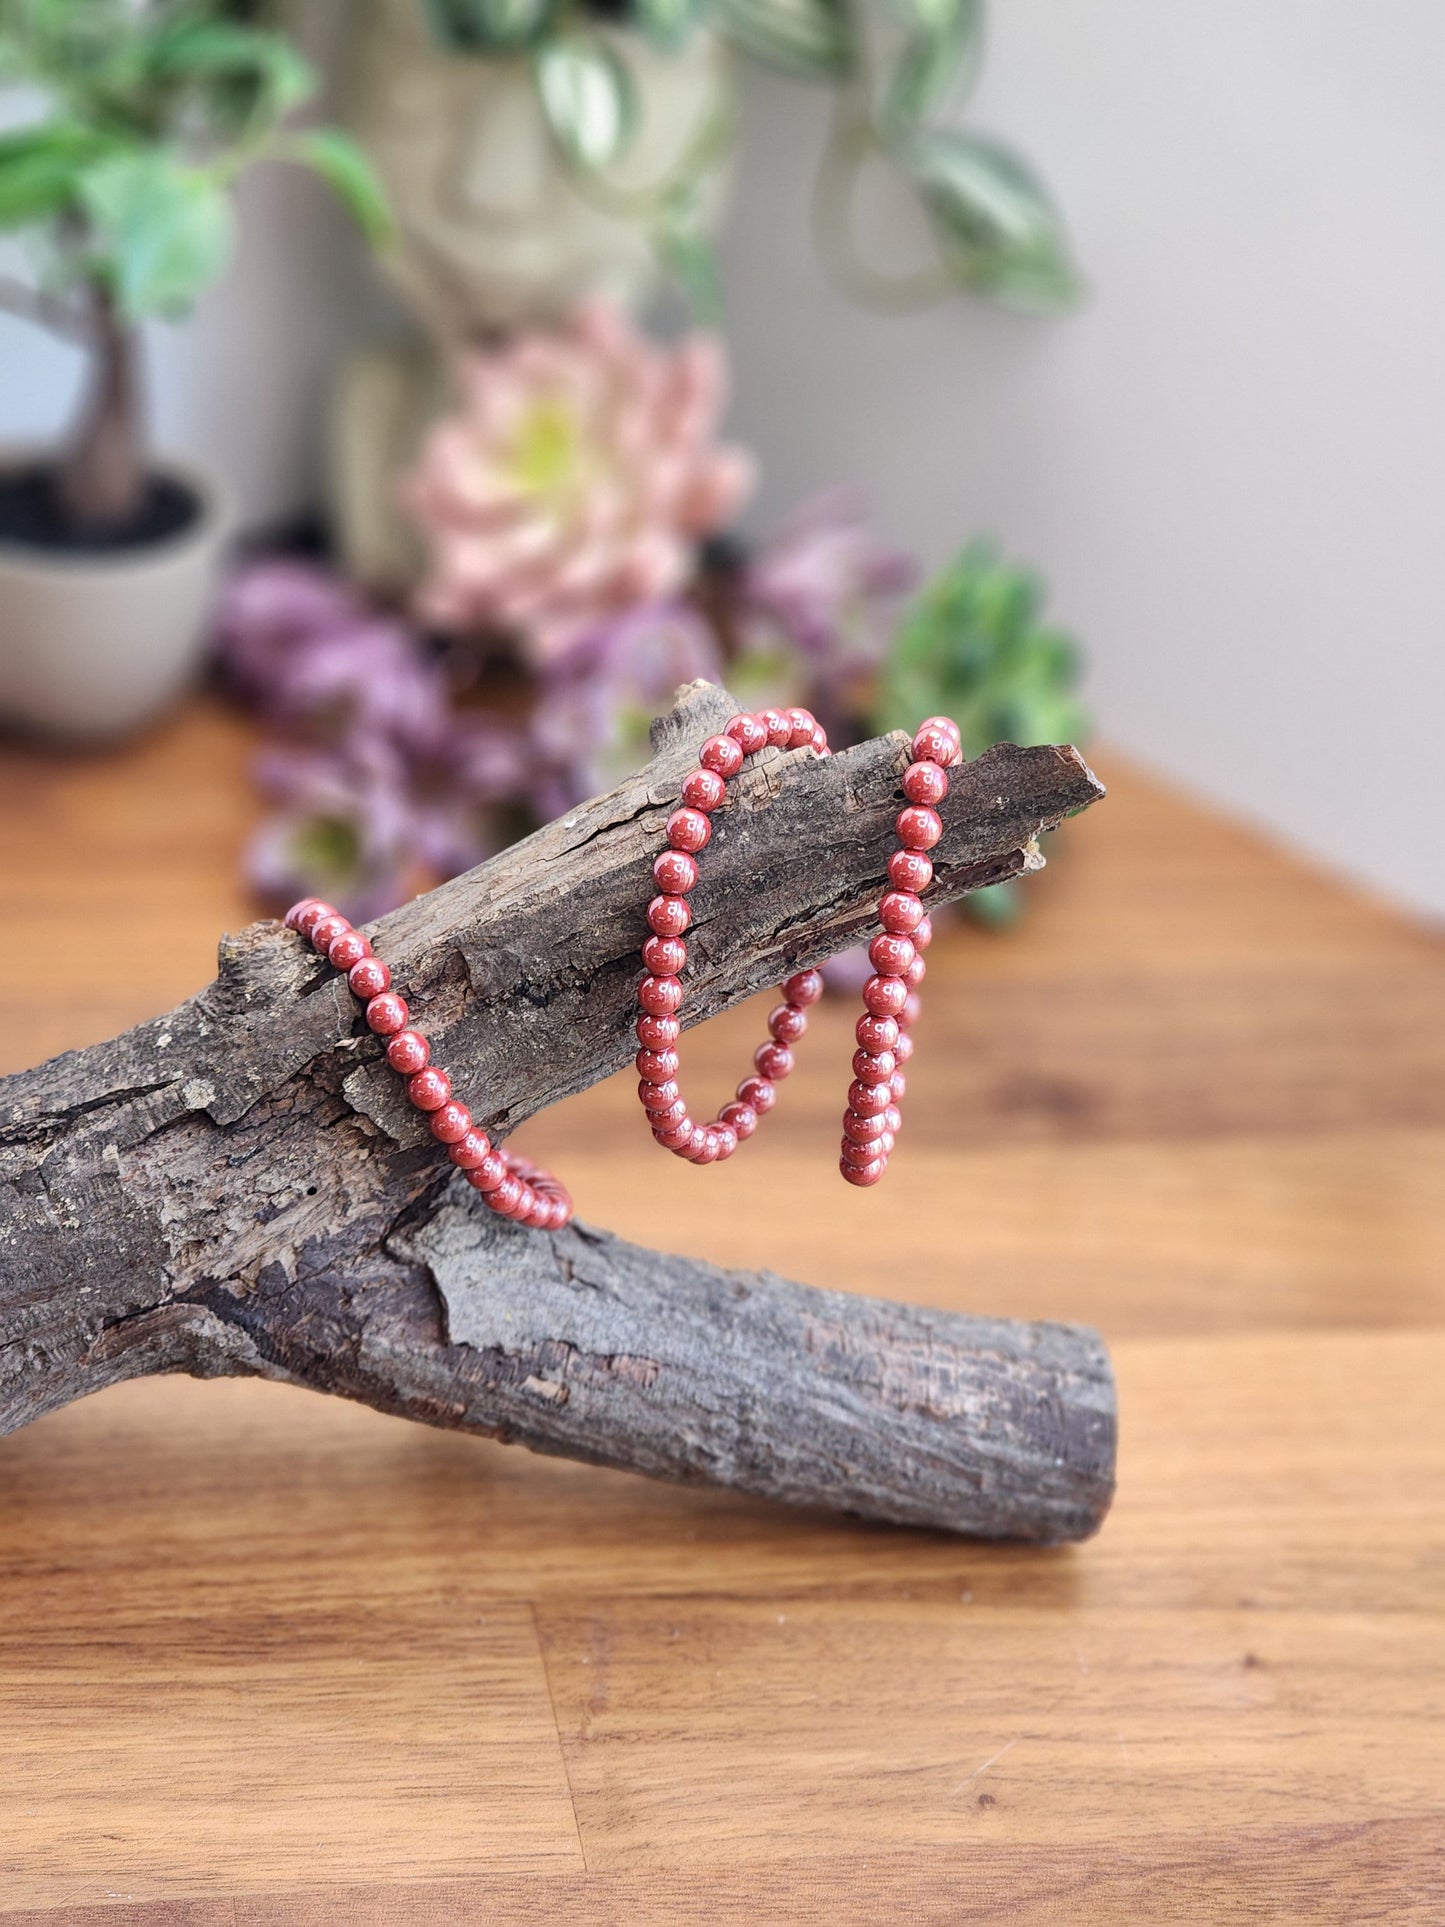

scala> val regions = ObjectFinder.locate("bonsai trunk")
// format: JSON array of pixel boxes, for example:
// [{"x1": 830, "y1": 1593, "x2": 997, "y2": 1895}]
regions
[{"x1": 58, "y1": 283, "x2": 145, "y2": 534}]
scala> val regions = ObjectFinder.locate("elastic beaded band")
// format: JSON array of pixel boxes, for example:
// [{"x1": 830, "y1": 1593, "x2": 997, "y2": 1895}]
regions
[{"x1": 283, "y1": 900, "x2": 573, "y2": 1232}]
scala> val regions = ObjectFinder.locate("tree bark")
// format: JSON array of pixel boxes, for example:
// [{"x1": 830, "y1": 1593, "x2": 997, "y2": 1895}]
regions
[{"x1": 0, "y1": 682, "x2": 1114, "y2": 1540}]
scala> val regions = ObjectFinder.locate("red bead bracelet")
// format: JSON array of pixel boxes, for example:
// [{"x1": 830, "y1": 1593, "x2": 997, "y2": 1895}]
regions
[
  {"x1": 282, "y1": 898, "x2": 574, "y2": 1232},
  {"x1": 633, "y1": 706, "x2": 964, "y2": 1188}
]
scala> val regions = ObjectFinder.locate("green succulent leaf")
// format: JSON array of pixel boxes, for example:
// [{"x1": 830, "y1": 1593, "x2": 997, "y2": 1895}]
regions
[
  {"x1": 881, "y1": 0, "x2": 981, "y2": 133},
  {"x1": 290, "y1": 129, "x2": 394, "y2": 249},
  {"x1": 78, "y1": 150, "x2": 233, "y2": 320},
  {"x1": 713, "y1": 0, "x2": 854, "y2": 81},
  {"x1": 897, "y1": 127, "x2": 1079, "y2": 308},
  {"x1": 535, "y1": 35, "x2": 636, "y2": 173}
]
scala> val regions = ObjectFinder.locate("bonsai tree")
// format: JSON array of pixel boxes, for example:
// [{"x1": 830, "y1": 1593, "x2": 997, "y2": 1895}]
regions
[{"x1": 0, "y1": 0, "x2": 389, "y2": 536}]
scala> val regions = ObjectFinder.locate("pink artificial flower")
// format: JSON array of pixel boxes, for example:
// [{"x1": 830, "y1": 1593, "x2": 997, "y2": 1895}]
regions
[{"x1": 404, "y1": 302, "x2": 755, "y2": 663}]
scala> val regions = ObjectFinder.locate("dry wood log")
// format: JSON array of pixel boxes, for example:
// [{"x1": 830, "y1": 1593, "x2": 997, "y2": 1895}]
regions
[{"x1": 0, "y1": 681, "x2": 1114, "y2": 1540}]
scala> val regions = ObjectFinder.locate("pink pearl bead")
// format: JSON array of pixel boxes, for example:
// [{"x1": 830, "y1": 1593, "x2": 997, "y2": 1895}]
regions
[
  {"x1": 638, "y1": 974, "x2": 684, "y2": 1016},
  {"x1": 725, "y1": 712, "x2": 769, "y2": 755},
  {"x1": 906, "y1": 955, "x2": 926, "y2": 988},
  {"x1": 642, "y1": 935, "x2": 687, "y2": 977},
  {"x1": 768, "y1": 1003, "x2": 808, "y2": 1044},
  {"x1": 853, "y1": 1049, "x2": 896, "y2": 1085},
  {"x1": 856, "y1": 1013, "x2": 899, "y2": 1053},
  {"x1": 406, "y1": 1067, "x2": 451, "y2": 1111},
  {"x1": 889, "y1": 848, "x2": 933, "y2": 894},
  {"x1": 636, "y1": 1047, "x2": 680, "y2": 1084},
  {"x1": 329, "y1": 928, "x2": 372, "y2": 971},
  {"x1": 640, "y1": 1078, "x2": 682, "y2": 1112},
  {"x1": 783, "y1": 968, "x2": 824, "y2": 1008},
  {"x1": 879, "y1": 889, "x2": 924, "y2": 935},
  {"x1": 647, "y1": 893, "x2": 691, "y2": 937},
  {"x1": 681, "y1": 767, "x2": 725, "y2": 812},
  {"x1": 868, "y1": 933, "x2": 916, "y2": 977},
  {"x1": 912, "y1": 722, "x2": 958, "y2": 767},
  {"x1": 667, "y1": 807, "x2": 712, "y2": 854},
  {"x1": 386, "y1": 1029, "x2": 429, "y2": 1074},
  {"x1": 754, "y1": 1041, "x2": 794, "y2": 1081},
  {"x1": 310, "y1": 913, "x2": 349, "y2": 956},
  {"x1": 489, "y1": 1175, "x2": 524, "y2": 1215},
  {"x1": 738, "y1": 1075, "x2": 776, "y2": 1113},
  {"x1": 863, "y1": 974, "x2": 909, "y2": 1018},
  {"x1": 893, "y1": 1030, "x2": 915, "y2": 1064},
  {"x1": 897, "y1": 805, "x2": 943, "y2": 851},
  {"x1": 842, "y1": 1109, "x2": 886, "y2": 1146},
  {"x1": 293, "y1": 900, "x2": 336, "y2": 938},
  {"x1": 348, "y1": 955, "x2": 391, "y2": 1000},
  {"x1": 913, "y1": 914, "x2": 933, "y2": 950},
  {"x1": 903, "y1": 991, "x2": 923, "y2": 1027},
  {"x1": 653, "y1": 849, "x2": 698, "y2": 894},
  {"x1": 448, "y1": 1129, "x2": 493, "y2": 1170},
  {"x1": 467, "y1": 1153, "x2": 509, "y2": 1193},
  {"x1": 366, "y1": 992, "x2": 409, "y2": 1036},
  {"x1": 636, "y1": 1012, "x2": 680, "y2": 1050},
  {"x1": 700, "y1": 733, "x2": 745, "y2": 778},
  {"x1": 849, "y1": 1079, "x2": 890, "y2": 1117},
  {"x1": 902, "y1": 760, "x2": 949, "y2": 807},
  {"x1": 429, "y1": 1100, "x2": 472, "y2": 1144},
  {"x1": 841, "y1": 1156, "x2": 886, "y2": 1187},
  {"x1": 284, "y1": 897, "x2": 323, "y2": 931},
  {"x1": 786, "y1": 707, "x2": 816, "y2": 748},
  {"x1": 719, "y1": 1099, "x2": 758, "y2": 1139}
]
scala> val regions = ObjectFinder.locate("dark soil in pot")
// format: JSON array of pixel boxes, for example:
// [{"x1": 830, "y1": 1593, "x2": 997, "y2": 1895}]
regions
[{"x1": 0, "y1": 463, "x2": 202, "y2": 555}]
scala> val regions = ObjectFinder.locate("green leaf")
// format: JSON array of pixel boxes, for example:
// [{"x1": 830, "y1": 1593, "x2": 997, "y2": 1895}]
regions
[
  {"x1": 881, "y1": 0, "x2": 981, "y2": 133},
  {"x1": 713, "y1": 0, "x2": 853, "y2": 80},
  {"x1": 147, "y1": 21, "x2": 317, "y2": 131},
  {"x1": 0, "y1": 123, "x2": 113, "y2": 229},
  {"x1": 896, "y1": 128, "x2": 1080, "y2": 308},
  {"x1": 535, "y1": 36, "x2": 636, "y2": 173},
  {"x1": 78, "y1": 151, "x2": 232, "y2": 320},
  {"x1": 427, "y1": 0, "x2": 556, "y2": 53},
  {"x1": 290, "y1": 129, "x2": 394, "y2": 249}
]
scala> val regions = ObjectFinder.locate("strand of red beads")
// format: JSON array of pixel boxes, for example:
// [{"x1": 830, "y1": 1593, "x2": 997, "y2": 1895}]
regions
[
  {"x1": 839, "y1": 715, "x2": 963, "y2": 1187},
  {"x1": 283, "y1": 898, "x2": 573, "y2": 1232},
  {"x1": 636, "y1": 704, "x2": 831, "y2": 1167}
]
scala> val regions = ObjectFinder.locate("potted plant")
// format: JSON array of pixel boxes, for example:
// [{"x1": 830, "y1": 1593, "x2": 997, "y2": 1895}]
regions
[{"x1": 0, "y1": 0, "x2": 389, "y2": 740}]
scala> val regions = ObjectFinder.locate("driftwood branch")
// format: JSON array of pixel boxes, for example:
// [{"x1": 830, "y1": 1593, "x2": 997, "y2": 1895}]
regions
[{"x1": 0, "y1": 682, "x2": 1113, "y2": 1540}]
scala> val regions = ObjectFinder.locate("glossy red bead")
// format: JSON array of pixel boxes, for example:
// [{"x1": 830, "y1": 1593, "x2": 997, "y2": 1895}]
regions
[
  {"x1": 906, "y1": 955, "x2": 926, "y2": 988},
  {"x1": 919, "y1": 714, "x2": 962, "y2": 755},
  {"x1": 667, "y1": 806, "x2": 712, "y2": 853},
  {"x1": 642, "y1": 935, "x2": 687, "y2": 977},
  {"x1": 348, "y1": 955, "x2": 391, "y2": 1000},
  {"x1": 328, "y1": 928, "x2": 371, "y2": 971},
  {"x1": 365, "y1": 992, "x2": 409, "y2": 1036},
  {"x1": 448, "y1": 1129, "x2": 493, "y2": 1170},
  {"x1": 489, "y1": 1175, "x2": 524, "y2": 1215},
  {"x1": 903, "y1": 991, "x2": 923, "y2": 1027},
  {"x1": 849, "y1": 1078, "x2": 890, "y2": 1117},
  {"x1": 902, "y1": 760, "x2": 949, "y2": 807},
  {"x1": 713, "y1": 1124, "x2": 739, "y2": 1161},
  {"x1": 786, "y1": 707, "x2": 816, "y2": 748},
  {"x1": 760, "y1": 707, "x2": 792, "y2": 749},
  {"x1": 889, "y1": 1069, "x2": 907, "y2": 1102},
  {"x1": 868, "y1": 933, "x2": 916, "y2": 977},
  {"x1": 284, "y1": 897, "x2": 323, "y2": 931},
  {"x1": 912, "y1": 721, "x2": 958, "y2": 767},
  {"x1": 636, "y1": 1047, "x2": 680, "y2": 1084},
  {"x1": 783, "y1": 968, "x2": 824, "y2": 1008},
  {"x1": 700, "y1": 733, "x2": 744, "y2": 778},
  {"x1": 719, "y1": 1099, "x2": 758, "y2": 1140},
  {"x1": 856, "y1": 1013, "x2": 899, "y2": 1054},
  {"x1": 406, "y1": 1067, "x2": 451, "y2": 1111},
  {"x1": 647, "y1": 893, "x2": 692, "y2": 937},
  {"x1": 841, "y1": 1156, "x2": 886, "y2": 1187},
  {"x1": 841, "y1": 1135, "x2": 884, "y2": 1168},
  {"x1": 293, "y1": 899, "x2": 335, "y2": 938},
  {"x1": 892, "y1": 1029, "x2": 915, "y2": 1064},
  {"x1": 842, "y1": 1109, "x2": 886, "y2": 1146},
  {"x1": 768, "y1": 1003, "x2": 808, "y2": 1044},
  {"x1": 681, "y1": 767, "x2": 726, "y2": 811},
  {"x1": 913, "y1": 914, "x2": 933, "y2": 950},
  {"x1": 885, "y1": 1104, "x2": 903, "y2": 1135},
  {"x1": 725, "y1": 712, "x2": 769, "y2": 754},
  {"x1": 738, "y1": 1075, "x2": 776, "y2": 1114},
  {"x1": 888, "y1": 848, "x2": 933, "y2": 893},
  {"x1": 385, "y1": 1028, "x2": 429, "y2": 1074},
  {"x1": 811, "y1": 724, "x2": 829, "y2": 755},
  {"x1": 653, "y1": 849, "x2": 698, "y2": 894},
  {"x1": 310, "y1": 912, "x2": 349, "y2": 956},
  {"x1": 863, "y1": 974, "x2": 909, "y2": 1018},
  {"x1": 638, "y1": 974, "x2": 684, "y2": 1016},
  {"x1": 897, "y1": 805, "x2": 943, "y2": 851},
  {"x1": 853, "y1": 1049, "x2": 896, "y2": 1085},
  {"x1": 636, "y1": 1012, "x2": 680, "y2": 1050},
  {"x1": 648, "y1": 1099, "x2": 688, "y2": 1130},
  {"x1": 639, "y1": 1077, "x2": 682, "y2": 1112},
  {"x1": 429, "y1": 1100, "x2": 472, "y2": 1144},
  {"x1": 879, "y1": 889, "x2": 924, "y2": 935},
  {"x1": 653, "y1": 1119, "x2": 695, "y2": 1151},
  {"x1": 754, "y1": 1041, "x2": 794, "y2": 1081},
  {"x1": 466, "y1": 1153, "x2": 509, "y2": 1193}
]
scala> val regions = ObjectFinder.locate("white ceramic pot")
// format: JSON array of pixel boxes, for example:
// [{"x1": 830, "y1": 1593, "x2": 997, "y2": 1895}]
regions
[{"x1": 0, "y1": 457, "x2": 229, "y2": 742}]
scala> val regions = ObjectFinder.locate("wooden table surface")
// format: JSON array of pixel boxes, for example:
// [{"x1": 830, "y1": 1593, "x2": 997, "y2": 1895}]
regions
[{"x1": 1, "y1": 703, "x2": 1442, "y2": 1923}]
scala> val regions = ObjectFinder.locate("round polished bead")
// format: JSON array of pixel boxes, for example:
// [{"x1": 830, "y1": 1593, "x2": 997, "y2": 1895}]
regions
[
  {"x1": 406, "y1": 1067, "x2": 451, "y2": 1111},
  {"x1": 754, "y1": 1041, "x2": 794, "y2": 1081},
  {"x1": 328, "y1": 928, "x2": 372, "y2": 971},
  {"x1": 642, "y1": 935, "x2": 687, "y2": 977},
  {"x1": 906, "y1": 955, "x2": 926, "y2": 988},
  {"x1": 783, "y1": 968, "x2": 824, "y2": 1008},
  {"x1": 841, "y1": 1155, "x2": 886, "y2": 1187},
  {"x1": 713, "y1": 1124, "x2": 739, "y2": 1161},
  {"x1": 902, "y1": 760, "x2": 949, "y2": 807},
  {"x1": 849, "y1": 1078, "x2": 890, "y2": 1117},
  {"x1": 885, "y1": 1103, "x2": 903, "y2": 1135},
  {"x1": 889, "y1": 1070, "x2": 907, "y2": 1102},
  {"x1": 841, "y1": 1135, "x2": 885, "y2": 1168},
  {"x1": 284, "y1": 897, "x2": 324, "y2": 931},
  {"x1": 913, "y1": 914, "x2": 933, "y2": 951},
  {"x1": 653, "y1": 1119, "x2": 695, "y2": 1151},
  {"x1": 868, "y1": 932, "x2": 916, "y2": 977},
  {"x1": 811, "y1": 723, "x2": 829, "y2": 755},
  {"x1": 903, "y1": 991, "x2": 923, "y2": 1027},
  {"x1": 636, "y1": 1047, "x2": 680, "y2": 1084},
  {"x1": 647, "y1": 1099, "x2": 688, "y2": 1130},
  {"x1": 892, "y1": 1029, "x2": 915, "y2": 1064},
  {"x1": 725, "y1": 712, "x2": 769, "y2": 755},
  {"x1": 888, "y1": 848, "x2": 933, "y2": 894},
  {"x1": 636, "y1": 1012, "x2": 680, "y2": 1051},
  {"x1": 638, "y1": 974, "x2": 684, "y2": 1016},
  {"x1": 348, "y1": 955, "x2": 391, "y2": 1000},
  {"x1": 696, "y1": 1130, "x2": 725, "y2": 1165},
  {"x1": 768, "y1": 1003, "x2": 808, "y2": 1044},
  {"x1": 853, "y1": 1048, "x2": 896, "y2": 1085},
  {"x1": 543, "y1": 1195, "x2": 571, "y2": 1231},
  {"x1": 385, "y1": 1028, "x2": 429, "y2": 1074},
  {"x1": 700, "y1": 732, "x2": 745, "y2": 778},
  {"x1": 786, "y1": 707, "x2": 816, "y2": 748},
  {"x1": 920, "y1": 714, "x2": 962, "y2": 754},
  {"x1": 759, "y1": 707, "x2": 792, "y2": 749},
  {"x1": 913, "y1": 721, "x2": 958, "y2": 767},
  {"x1": 681, "y1": 767, "x2": 726, "y2": 812},
  {"x1": 856, "y1": 1013, "x2": 899, "y2": 1054},
  {"x1": 678, "y1": 1124, "x2": 709, "y2": 1160},
  {"x1": 653, "y1": 849, "x2": 698, "y2": 895},
  {"x1": 647, "y1": 893, "x2": 691, "y2": 937},
  {"x1": 897, "y1": 805, "x2": 943, "y2": 851},
  {"x1": 522, "y1": 1192, "x2": 554, "y2": 1230},
  {"x1": 719, "y1": 1099, "x2": 758, "y2": 1140},
  {"x1": 488, "y1": 1175, "x2": 524, "y2": 1215},
  {"x1": 365, "y1": 991, "x2": 409, "y2": 1036},
  {"x1": 878, "y1": 1130, "x2": 896, "y2": 1157},
  {"x1": 879, "y1": 889, "x2": 924, "y2": 935},
  {"x1": 862, "y1": 974, "x2": 909, "y2": 1018},
  {"x1": 293, "y1": 899, "x2": 336, "y2": 938},
  {"x1": 639, "y1": 1077, "x2": 682, "y2": 1112},
  {"x1": 448, "y1": 1129, "x2": 493, "y2": 1170},
  {"x1": 738, "y1": 1074, "x2": 776, "y2": 1114},
  {"x1": 842, "y1": 1108, "x2": 886, "y2": 1146},
  {"x1": 429, "y1": 1100, "x2": 473, "y2": 1144},
  {"x1": 310, "y1": 912, "x2": 350, "y2": 956},
  {"x1": 667, "y1": 806, "x2": 712, "y2": 853},
  {"x1": 467, "y1": 1152, "x2": 510, "y2": 1193}
]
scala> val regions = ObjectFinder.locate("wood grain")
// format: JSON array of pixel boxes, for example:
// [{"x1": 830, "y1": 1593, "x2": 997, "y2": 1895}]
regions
[{"x1": 0, "y1": 700, "x2": 1443, "y2": 1920}]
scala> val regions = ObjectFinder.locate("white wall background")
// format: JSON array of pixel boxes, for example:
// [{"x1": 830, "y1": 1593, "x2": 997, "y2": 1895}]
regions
[{"x1": 3, "y1": 0, "x2": 1442, "y2": 917}]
